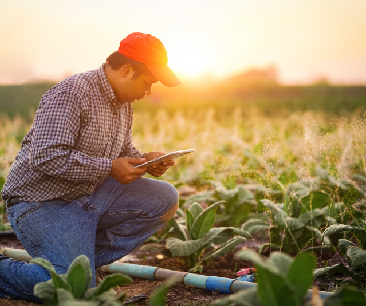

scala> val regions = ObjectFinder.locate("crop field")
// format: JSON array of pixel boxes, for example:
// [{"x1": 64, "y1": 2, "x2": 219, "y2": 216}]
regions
[{"x1": 1, "y1": 83, "x2": 366, "y2": 305}]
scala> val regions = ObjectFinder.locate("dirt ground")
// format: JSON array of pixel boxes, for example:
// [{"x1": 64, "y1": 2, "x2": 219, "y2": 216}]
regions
[{"x1": 0, "y1": 232, "x2": 350, "y2": 306}]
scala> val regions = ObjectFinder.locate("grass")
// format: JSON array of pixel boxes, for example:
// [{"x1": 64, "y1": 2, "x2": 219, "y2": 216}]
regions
[
  {"x1": 132, "y1": 107, "x2": 366, "y2": 186},
  {"x1": 1, "y1": 107, "x2": 365, "y2": 190}
]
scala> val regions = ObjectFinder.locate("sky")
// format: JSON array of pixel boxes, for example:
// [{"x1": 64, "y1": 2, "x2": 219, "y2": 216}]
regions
[{"x1": 1, "y1": 0, "x2": 366, "y2": 85}]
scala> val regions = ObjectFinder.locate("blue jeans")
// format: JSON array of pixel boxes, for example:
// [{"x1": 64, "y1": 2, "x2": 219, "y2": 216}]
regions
[{"x1": 0, "y1": 176, "x2": 178, "y2": 303}]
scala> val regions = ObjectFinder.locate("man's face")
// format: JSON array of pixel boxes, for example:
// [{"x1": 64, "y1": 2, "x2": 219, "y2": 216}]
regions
[{"x1": 113, "y1": 65, "x2": 157, "y2": 103}]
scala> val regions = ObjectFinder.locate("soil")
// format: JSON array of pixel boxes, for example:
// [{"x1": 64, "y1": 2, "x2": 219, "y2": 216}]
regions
[{"x1": 0, "y1": 233, "x2": 353, "y2": 306}]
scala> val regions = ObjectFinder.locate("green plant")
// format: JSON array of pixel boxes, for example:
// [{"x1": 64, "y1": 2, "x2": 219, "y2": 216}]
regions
[
  {"x1": 314, "y1": 222, "x2": 366, "y2": 288},
  {"x1": 166, "y1": 201, "x2": 251, "y2": 272},
  {"x1": 209, "y1": 181, "x2": 258, "y2": 227},
  {"x1": 31, "y1": 255, "x2": 132, "y2": 306},
  {"x1": 212, "y1": 249, "x2": 316, "y2": 306},
  {"x1": 242, "y1": 198, "x2": 336, "y2": 256}
]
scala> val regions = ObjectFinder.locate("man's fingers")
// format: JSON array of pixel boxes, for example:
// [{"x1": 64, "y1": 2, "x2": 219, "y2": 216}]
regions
[
  {"x1": 151, "y1": 161, "x2": 173, "y2": 170},
  {"x1": 127, "y1": 157, "x2": 147, "y2": 165},
  {"x1": 164, "y1": 160, "x2": 175, "y2": 166}
]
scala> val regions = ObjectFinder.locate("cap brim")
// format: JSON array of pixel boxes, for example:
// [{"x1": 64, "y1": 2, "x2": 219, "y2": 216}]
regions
[{"x1": 146, "y1": 64, "x2": 182, "y2": 87}]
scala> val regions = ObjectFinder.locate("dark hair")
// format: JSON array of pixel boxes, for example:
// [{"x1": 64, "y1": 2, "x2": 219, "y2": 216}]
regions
[{"x1": 106, "y1": 51, "x2": 151, "y2": 79}]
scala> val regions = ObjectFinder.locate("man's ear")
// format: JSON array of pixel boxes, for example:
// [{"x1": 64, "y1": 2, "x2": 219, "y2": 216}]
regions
[{"x1": 120, "y1": 64, "x2": 135, "y2": 78}]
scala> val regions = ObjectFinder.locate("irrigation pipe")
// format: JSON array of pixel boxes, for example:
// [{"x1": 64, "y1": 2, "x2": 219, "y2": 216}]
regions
[{"x1": 0, "y1": 247, "x2": 333, "y2": 300}]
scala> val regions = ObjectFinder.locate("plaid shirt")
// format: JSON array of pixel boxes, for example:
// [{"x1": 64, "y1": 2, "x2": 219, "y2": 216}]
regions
[{"x1": 1, "y1": 64, "x2": 144, "y2": 202}]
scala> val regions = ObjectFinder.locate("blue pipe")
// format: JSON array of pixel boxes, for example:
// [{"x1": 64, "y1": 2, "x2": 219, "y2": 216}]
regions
[
  {"x1": 1, "y1": 248, "x2": 334, "y2": 299},
  {"x1": 206, "y1": 276, "x2": 233, "y2": 294},
  {"x1": 103, "y1": 262, "x2": 333, "y2": 299}
]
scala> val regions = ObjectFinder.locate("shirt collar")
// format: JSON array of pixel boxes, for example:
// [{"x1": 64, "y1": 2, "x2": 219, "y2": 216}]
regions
[{"x1": 97, "y1": 63, "x2": 117, "y2": 104}]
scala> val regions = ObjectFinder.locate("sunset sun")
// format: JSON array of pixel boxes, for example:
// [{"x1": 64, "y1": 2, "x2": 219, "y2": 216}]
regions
[{"x1": 168, "y1": 42, "x2": 214, "y2": 79}]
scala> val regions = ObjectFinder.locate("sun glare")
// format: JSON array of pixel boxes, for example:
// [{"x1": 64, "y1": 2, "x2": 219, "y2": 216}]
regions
[{"x1": 167, "y1": 42, "x2": 213, "y2": 80}]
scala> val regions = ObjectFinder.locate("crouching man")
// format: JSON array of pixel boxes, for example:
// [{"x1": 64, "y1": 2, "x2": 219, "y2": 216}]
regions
[{"x1": 0, "y1": 32, "x2": 180, "y2": 303}]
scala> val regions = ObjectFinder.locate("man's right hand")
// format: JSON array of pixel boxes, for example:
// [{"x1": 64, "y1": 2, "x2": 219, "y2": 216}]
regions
[{"x1": 110, "y1": 157, "x2": 147, "y2": 185}]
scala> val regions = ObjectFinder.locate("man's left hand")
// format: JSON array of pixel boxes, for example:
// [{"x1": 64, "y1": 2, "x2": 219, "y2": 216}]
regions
[{"x1": 143, "y1": 152, "x2": 174, "y2": 177}]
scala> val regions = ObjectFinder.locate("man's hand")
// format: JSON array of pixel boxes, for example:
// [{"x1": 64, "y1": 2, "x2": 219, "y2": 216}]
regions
[
  {"x1": 110, "y1": 157, "x2": 147, "y2": 185},
  {"x1": 144, "y1": 152, "x2": 174, "y2": 177}
]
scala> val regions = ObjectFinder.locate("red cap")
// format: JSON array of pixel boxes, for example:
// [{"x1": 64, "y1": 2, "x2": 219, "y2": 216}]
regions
[{"x1": 118, "y1": 32, "x2": 181, "y2": 87}]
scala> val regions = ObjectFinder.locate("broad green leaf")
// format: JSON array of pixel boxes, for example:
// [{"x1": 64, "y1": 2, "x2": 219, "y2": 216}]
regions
[
  {"x1": 211, "y1": 286, "x2": 261, "y2": 306},
  {"x1": 258, "y1": 243, "x2": 281, "y2": 255},
  {"x1": 256, "y1": 265, "x2": 299, "y2": 306},
  {"x1": 66, "y1": 264, "x2": 87, "y2": 299},
  {"x1": 31, "y1": 257, "x2": 71, "y2": 292},
  {"x1": 189, "y1": 202, "x2": 204, "y2": 219},
  {"x1": 199, "y1": 226, "x2": 251, "y2": 252},
  {"x1": 204, "y1": 236, "x2": 246, "y2": 261},
  {"x1": 87, "y1": 274, "x2": 132, "y2": 299},
  {"x1": 241, "y1": 219, "x2": 270, "y2": 234},
  {"x1": 230, "y1": 227, "x2": 253, "y2": 239},
  {"x1": 52, "y1": 274, "x2": 72, "y2": 292},
  {"x1": 149, "y1": 276, "x2": 180, "y2": 306},
  {"x1": 323, "y1": 285, "x2": 366, "y2": 306},
  {"x1": 139, "y1": 243, "x2": 167, "y2": 253},
  {"x1": 57, "y1": 288, "x2": 75, "y2": 305},
  {"x1": 346, "y1": 246, "x2": 366, "y2": 267},
  {"x1": 191, "y1": 201, "x2": 225, "y2": 240},
  {"x1": 171, "y1": 217, "x2": 188, "y2": 241},
  {"x1": 66, "y1": 255, "x2": 92, "y2": 299},
  {"x1": 288, "y1": 253, "x2": 315, "y2": 301},
  {"x1": 183, "y1": 190, "x2": 215, "y2": 208},
  {"x1": 323, "y1": 224, "x2": 366, "y2": 249},
  {"x1": 313, "y1": 263, "x2": 361, "y2": 283},
  {"x1": 93, "y1": 289, "x2": 118, "y2": 305},
  {"x1": 339, "y1": 239, "x2": 356, "y2": 253},
  {"x1": 31, "y1": 257, "x2": 57, "y2": 274},
  {"x1": 210, "y1": 180, "x2": 238, "y2": 200},
  {"x1": 235, "y1": 248, "x2": 264, "y2": 267},
  {"x1": 278, "y1": 171, "x2": 298, "y2": 186},
  {"x1": 175, "y1": 207, "x2": 184, "y2": 218},
  {"x1": 198, "y1": 228, "x2": 233, "y2": 251},
  {"x1": 33, "y1": 281, "x2": 55, "y2": 305},
  {"x1": 185, "y1": 209, "x2": 194, "y2": 237},
  {"x1": 236, "y1": 185, "x2": 256, "y2": 205},
  {"x1": 283, "y1": 217, "x2": 307, "y2": 231},
  {"x1": 166, "y1": 237, "x2": 203, "y2": 257},
  {"x1": 261, "y1": 199, "x2": 287, "y2": 227},
  {"x1": 300, "y1": 191, "x2": 331, "y2": 214},
  {"x1": 267, "y1": 252, "x2": 293, "y2": 276}
]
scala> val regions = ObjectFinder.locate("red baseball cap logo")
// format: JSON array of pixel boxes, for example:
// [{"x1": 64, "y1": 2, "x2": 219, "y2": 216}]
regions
[{"x1": 119, "y1": 32, "x2": 181, "y2": 87}]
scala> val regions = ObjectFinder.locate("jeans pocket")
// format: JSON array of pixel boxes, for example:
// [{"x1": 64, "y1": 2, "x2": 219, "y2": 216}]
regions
[{"x1": 9, "y1": 201, "x2": 45, "y2": 224}]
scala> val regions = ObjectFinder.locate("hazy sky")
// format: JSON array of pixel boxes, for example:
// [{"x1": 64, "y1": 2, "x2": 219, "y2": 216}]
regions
[{"x1": 1, "y1": 0, "x2": 366, "y2": 84}]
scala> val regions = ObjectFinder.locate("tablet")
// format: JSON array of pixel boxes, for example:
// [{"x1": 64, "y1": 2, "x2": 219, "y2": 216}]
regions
[{"x1": 134, "y1": 149, "x2": 195, "y2": 168}]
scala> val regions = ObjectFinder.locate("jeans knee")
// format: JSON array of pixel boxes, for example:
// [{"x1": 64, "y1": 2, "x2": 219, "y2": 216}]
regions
[{"x1": 158, "y1": 182, "x2": 179, "y2": 222}]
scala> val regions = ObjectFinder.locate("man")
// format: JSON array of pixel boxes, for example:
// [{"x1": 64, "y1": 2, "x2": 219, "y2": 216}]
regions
[{"x1": 0, "y1": 32, "x2": 181, "y2": 302}]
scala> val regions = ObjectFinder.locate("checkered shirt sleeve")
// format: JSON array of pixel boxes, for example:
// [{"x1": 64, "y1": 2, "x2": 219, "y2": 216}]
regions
[{"x1": 1, "y1": 65, "x2": 144, "y2": 202}]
